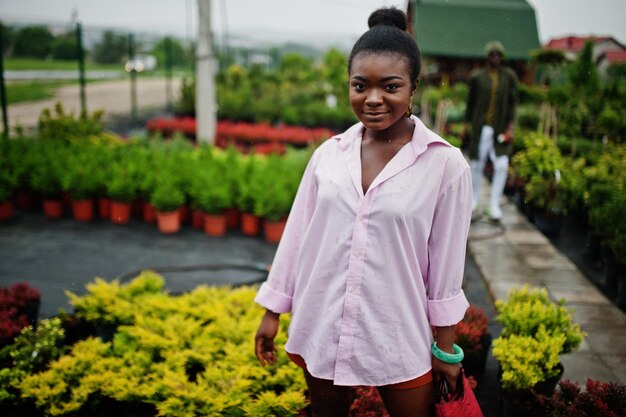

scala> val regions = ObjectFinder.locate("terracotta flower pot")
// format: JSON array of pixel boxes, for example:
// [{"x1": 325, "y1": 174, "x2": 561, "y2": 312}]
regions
[
  {"x1": 110, "y1": 201, "x2": 132, "y2": 225},
  {"x1": 98, "y1": 198, "x2": 112, "y2": 219},
  {"x1": 71, "y1": 199, "x2": 94, "y2": 222},
  {"x1": 225, "y1": 208, "x2": 240, "y2": 229},
  {"x1": 43, "y1": 199, "x2": 64, "y2": 219},
  {"x1": 191, "y1": 208, "x2": 204, "y2": 230},
  {"x1": 241, "y1": 212, "x2": 261, "y2": 236},
  {"x1": 156, "y1": 209, "x2": 181, "y2": 234},
  {"x1": 142, "y1": 201, "x2": 157, "y2": 224},
  {"x1": 203, "y1": 213, "x2": 227, "y2": 237},
  {"x1": 264, "y1": 219, "x2": 286, "y2": 244},
  {"x1": 0, "y1": 201, "x2": 14, "y2": 221},
  {"x1": 461, "y1": 333, "x2": 492, "y2": 378}
]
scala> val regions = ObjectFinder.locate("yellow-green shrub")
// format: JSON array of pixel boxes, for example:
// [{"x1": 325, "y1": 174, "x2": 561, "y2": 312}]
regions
[
  {"x1": 495, "y1": 285, "x2": 585, "y2": 354},
  {"x1": 20, "y1": 275, "x2": 307, "y2": 416},
  {"x1": 65, "y1": 271, "x2": 166, "y2": 325},
  {"x1": 492, "y1": 326, "x2": 564, "y2": 391}
]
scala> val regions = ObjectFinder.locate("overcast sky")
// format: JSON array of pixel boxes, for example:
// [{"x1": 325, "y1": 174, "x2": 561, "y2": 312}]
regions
[{"x1": 1, "y1": 0, "x2": 625, "y2": 47}]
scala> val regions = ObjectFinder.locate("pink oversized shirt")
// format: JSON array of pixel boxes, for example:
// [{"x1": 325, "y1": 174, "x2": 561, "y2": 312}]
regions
[{"x1": 255, "y1": 115, "x2": 472, "y2": 386}]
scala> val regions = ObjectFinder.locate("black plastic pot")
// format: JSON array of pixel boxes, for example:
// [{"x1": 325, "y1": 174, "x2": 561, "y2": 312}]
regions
[
  {"x1": 534, "y1": 210, "x2": 564, "y2": 237},
  {"x1": 461, "y1": 333, "x2": 493, "y2": 378}
]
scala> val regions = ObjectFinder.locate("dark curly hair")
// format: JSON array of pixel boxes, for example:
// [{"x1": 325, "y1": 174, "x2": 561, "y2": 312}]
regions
[{"x1": 348, "y1": 7, "x2": 421, "y2": 82}]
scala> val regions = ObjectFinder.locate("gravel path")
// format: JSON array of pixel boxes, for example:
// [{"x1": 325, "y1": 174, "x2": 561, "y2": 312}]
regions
[{"x1": 7, "y1": 77, "x2": 182, "y2": 131}]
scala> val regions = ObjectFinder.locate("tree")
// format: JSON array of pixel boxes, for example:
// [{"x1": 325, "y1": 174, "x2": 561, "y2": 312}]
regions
[
  {"x1": 51, "y1": 32, "x2": 78, "y2": 61},
  {"x1": 12, "y1": 25, "x2": 54, "y2": 59},
  {"x1": 91, "y1": 30, "x2": 126, "y2": 64},
  {"x1": 568, "y1": 41, "x2": 599, "y2": 94},
  {"x1": 150, "y1": 37, "x2": 188, "y2": 68}
]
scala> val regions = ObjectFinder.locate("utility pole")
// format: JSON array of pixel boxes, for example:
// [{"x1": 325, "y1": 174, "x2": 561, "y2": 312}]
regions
[
  {"x1": 76, "y1": 22, "x2": 87, "y2": 116},
  {"x1": 196, "y1": 0, "x2": 217, "y2": 144},
  {"x1": 0, "y1": 29, "x2": 8, "y2": 137},
  {"x1": 128, "y1": 33, "x2": 138, "y2": 124}
]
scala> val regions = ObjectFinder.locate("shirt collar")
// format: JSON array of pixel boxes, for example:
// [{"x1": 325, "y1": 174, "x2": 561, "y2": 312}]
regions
[{"x1": 333, "y1": 115, "x2": 451, "y2": 157}]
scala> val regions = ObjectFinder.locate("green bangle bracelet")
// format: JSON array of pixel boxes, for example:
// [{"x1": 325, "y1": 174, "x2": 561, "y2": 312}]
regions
[{"x1": 431, "y1": 342, "x2": 464, "y2": 364}]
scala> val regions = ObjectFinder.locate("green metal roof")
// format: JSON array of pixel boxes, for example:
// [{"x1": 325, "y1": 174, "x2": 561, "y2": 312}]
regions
[{"x1": 411, "y1": 0, "x2": 540, "y2": 60}]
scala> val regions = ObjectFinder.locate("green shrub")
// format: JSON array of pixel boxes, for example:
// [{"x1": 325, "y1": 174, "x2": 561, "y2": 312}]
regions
[
  {"x1": 512, "y1": 132, "x2": 566, "y2": 213},
  {"x1": 38, "y1": 102, "x2": 104, "y2": 141},
  {"x1": 495, "y1": 285, "x2": 585, "y2": 355},
  {"x1": 253, "y1": 151, "x2": 309, "y2": 221},
  {"x1": 492, "y1": 326, "x2": 564, "y2": 391},
  {"x1": 28, "y1": 140, "x2": 66, "y2": 198},
  {"x1": 0, "y1": 318, "x2": 66, "y2": 405},
  {"x1": 21, "y1": 275, "x2": 307, "y2": 416},
  {"x1": 493, "y1": 285, "x2": 585, "y2": 395},
  {"x1": 65, "y1": 271, "x2": 166, "y2": 326},
  {"x1": 59, "y1": 143, "x2": 102, "y2": 200},
  {"x1": 150, "y1": 178, "x2": 185, "y2": 213},
  {"x1": 0, "y1": 138, "x2": 19, "y2": 202}
]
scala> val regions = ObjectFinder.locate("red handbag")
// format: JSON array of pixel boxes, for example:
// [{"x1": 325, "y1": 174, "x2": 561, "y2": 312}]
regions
[{"x1": 435, "y1": 369, "x2": 484, "y2": 417}]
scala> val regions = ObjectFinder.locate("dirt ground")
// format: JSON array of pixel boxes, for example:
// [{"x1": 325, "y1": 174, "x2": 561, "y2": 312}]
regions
[{"x1": 6, "y1": 77, "x2": 182, "y2": 132}]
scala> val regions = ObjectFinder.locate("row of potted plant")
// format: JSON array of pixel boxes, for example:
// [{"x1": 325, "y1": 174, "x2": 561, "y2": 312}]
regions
[
  {"x1": 510, "y1": 133, "x2": 626, "y2": 308},
  {"x1": 146, "y1": 118, "x2": 334, "y2": 152},
  {"x1": 0, "y1": 136, "x2": 312, "y2": 243}
]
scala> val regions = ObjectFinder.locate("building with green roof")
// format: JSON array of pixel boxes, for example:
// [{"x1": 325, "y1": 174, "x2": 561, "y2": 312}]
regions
[{"x1": 406, "y1": 0, "x2": 540, "y2": 84}]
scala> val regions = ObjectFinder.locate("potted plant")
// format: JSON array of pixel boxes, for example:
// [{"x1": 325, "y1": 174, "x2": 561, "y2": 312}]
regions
[
  {"x1": 253, "y1": 154, "x2": 303, "y2": 244},
  {"x1": 584, "y1": 145, "x2": 626, "y2": 306},
  {"x1": 511, "y1": 132, "x2": 566, "y2": 236},
  {"x1": 236, "y1": 155, "x2": 262, "y2": 236},
  {"x1": 60, "y1": 143, "x2": 101, "y2": 222},
  {"x1": 547, "y1": 379, "x2": 626, "y2": 416},
  {"x1": 190, "y1": 163, "x2": 232, "y2": 237},
  {"x1": 492, "y1": 285, "x2": 586, "y2": 417},
  {"x1": 106, "y1": 155, "x2": 139, "y2": 225},
  {"x1": 29, "y1": 141, "x2": 66, "y2": 219},
  {"x1": 455, "y1": 304, "x2": 491, "y2": 377},
  {"x1": 150, "y1": 178, "x2": 185, "y2": 234},
  {"x1": 135, "y1": 149, "x2": 157, "y2": 225},
  {"x1": 0, "y1": 165, "x2": 17, "y2": 222}
]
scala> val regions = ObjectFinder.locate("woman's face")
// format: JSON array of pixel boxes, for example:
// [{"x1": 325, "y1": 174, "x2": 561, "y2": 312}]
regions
[{"x1": 349, "y1": 52, "x2": 415, "y2": 132}]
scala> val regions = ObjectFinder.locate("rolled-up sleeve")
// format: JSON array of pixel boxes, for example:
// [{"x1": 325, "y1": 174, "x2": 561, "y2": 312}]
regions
[
  {"x1": 426, "y1": 162, "x2": 472, "y2": 326},
  {"x1": 254, "y1": 148, "x2": 321, "y2": 314}
]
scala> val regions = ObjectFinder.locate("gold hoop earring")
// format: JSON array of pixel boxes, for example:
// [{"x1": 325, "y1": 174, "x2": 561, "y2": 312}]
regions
[{"x1": 405, "y1": 97, "x2": 413, "y2": 118}]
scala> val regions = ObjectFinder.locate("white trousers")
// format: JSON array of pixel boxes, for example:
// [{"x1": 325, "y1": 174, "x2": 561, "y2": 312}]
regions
[{"x1": 470, "y1": 125, "x2": 508, "y2": 219}]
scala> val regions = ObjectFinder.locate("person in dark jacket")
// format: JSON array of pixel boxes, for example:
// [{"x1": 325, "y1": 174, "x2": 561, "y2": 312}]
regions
[{"x1": 464, "y1": 41, "x2": 518, "y2": 221}]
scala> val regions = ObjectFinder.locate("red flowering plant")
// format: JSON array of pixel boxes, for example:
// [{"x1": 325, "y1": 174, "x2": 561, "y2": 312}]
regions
[
  {"x1": 0, "y1": 307, "x2": 29, "y2": 345},
  {"x1": 347, "y1": 380, "x2": 480, "y2": 417},
  {"x1": 549, "y1": 379, "x2": 626, "y2": 417},
  {"x1": 0, "y1": 283, "x2": 41, "y2": 345},
  {"x1": 349, "y1": 386, "x2": 390, "y2": 417},
  {"x1": 146, "y1": 117, "x2": 335, "y2": 154},
  {"x1": 454, "y1": 304, "x2": 491, "y2": 378},
  {"x1": 455, "y1": 305, "x2": 489, "y2": 352}
]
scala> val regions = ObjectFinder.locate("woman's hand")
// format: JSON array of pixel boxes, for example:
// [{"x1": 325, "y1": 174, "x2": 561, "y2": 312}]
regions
[
  {"x1": 432, "y1": 325, "x2": 462, "y2": 393},
  {"x1": 254, "y1": 309, "x2": 280, "y2": 366},
  {"x1": 432, "y1": 356, "x2": 462, "y2": 393}
]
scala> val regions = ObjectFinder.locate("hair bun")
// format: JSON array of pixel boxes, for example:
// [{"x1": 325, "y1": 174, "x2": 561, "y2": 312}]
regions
[{"x1": 367, "y1": 7, "x2": 407, "y2": 31}]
